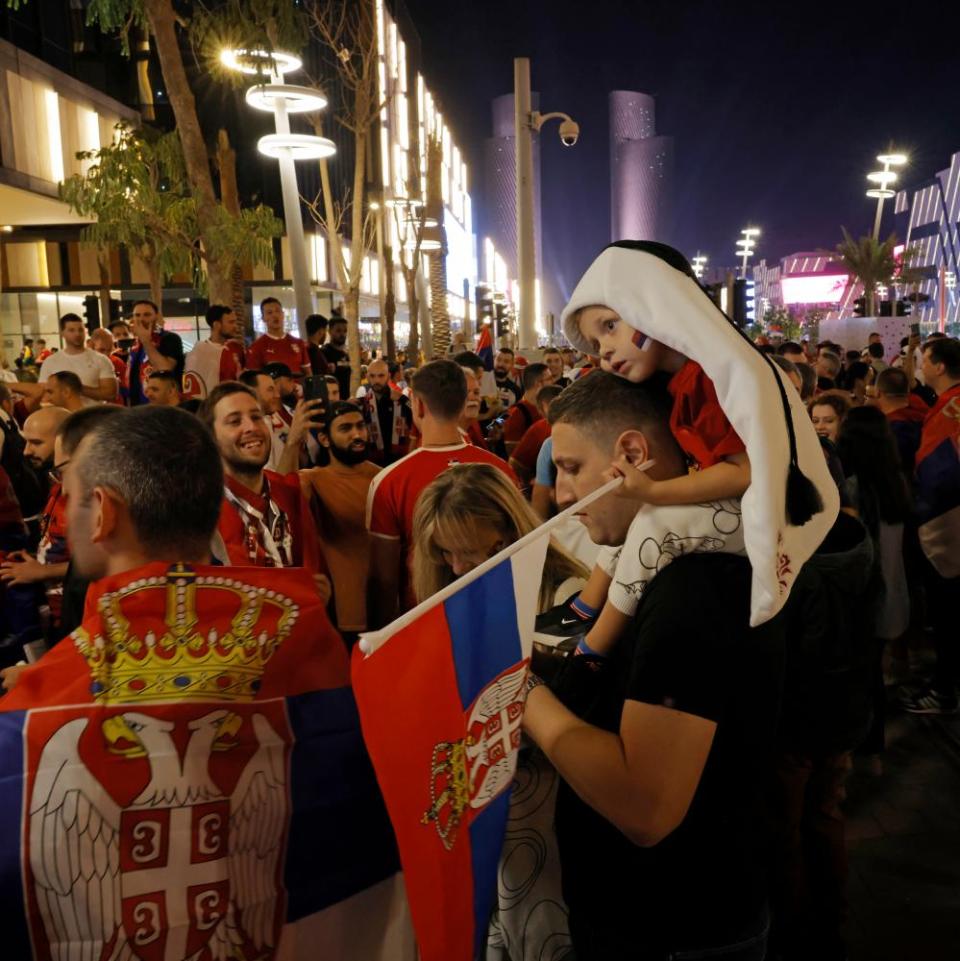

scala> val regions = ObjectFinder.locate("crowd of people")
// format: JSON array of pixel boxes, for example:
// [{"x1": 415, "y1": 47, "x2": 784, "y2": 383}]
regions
[{"x1": 0, "y1": 239, "x2": 958, "y2": 961}]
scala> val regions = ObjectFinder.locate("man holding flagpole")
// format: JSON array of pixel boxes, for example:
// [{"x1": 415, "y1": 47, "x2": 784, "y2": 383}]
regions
[{"x1": 522, "y1": 372, "x2": 784, "y2": 961}]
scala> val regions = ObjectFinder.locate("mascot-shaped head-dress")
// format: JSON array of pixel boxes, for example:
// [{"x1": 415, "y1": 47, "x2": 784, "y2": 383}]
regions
[{"x1": 562, "y1": 241, "x2": 840, "y2": 626}]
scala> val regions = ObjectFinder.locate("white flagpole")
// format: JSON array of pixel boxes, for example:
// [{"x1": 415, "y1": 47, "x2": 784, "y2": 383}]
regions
[{"x1": 358, "y1": 468, "x2": 649, "y2": 657}]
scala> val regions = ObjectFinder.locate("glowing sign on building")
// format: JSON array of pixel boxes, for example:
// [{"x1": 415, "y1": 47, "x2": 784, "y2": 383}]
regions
[{"x1": 781, "y1": 274, "x2": 849, "y2": 305}]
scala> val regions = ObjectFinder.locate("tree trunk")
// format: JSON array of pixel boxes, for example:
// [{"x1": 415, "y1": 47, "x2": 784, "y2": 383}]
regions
[
  {"x1": 142, "y1": 0, "x2": 230, "y2": 303},
  {"x1": 405, "y1": 267, "x2": 419, "y2": 357},
  {"x1": 97, "y1": 247, "x2": 111, "y2": 329},
  {"x1": 216, "y1": 129, "x2": 247, "y2": 330},
  {"x1": 383, "y1": 242, "x2": 396, "y2": 360},
  {"x1": 426, "y1": 137, "x2": 449, "y2": 355},
  {"x1": 147, "y1": 257, "x2": 163, "y2": 310},
  {"x1": 346, "y1": 126, "x2": 367, "y2": 394}
]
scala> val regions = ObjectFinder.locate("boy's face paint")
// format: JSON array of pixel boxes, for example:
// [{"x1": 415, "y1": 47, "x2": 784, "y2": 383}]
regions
[{"x1": 577, "y1": 305, "x2": 663, "y2": 384}]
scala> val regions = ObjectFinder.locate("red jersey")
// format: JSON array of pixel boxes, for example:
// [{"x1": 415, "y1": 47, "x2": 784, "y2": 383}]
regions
[
  {"x1": 511, "y1": 418, "x2": 551, "y2": 474},
  {"x1": 366, "y1": 443, "x2": 519, "y2": 610},
  {"x1": 247, "y1": 333, "x2": 310, "y2": 375},
  {"x1": 216, "y1": 472, "x2": 326, "y2": 575},
  {"x1": 668, "y1": 360, "x2": 745, "y2": 469},
  {"x1": 503, "y1": 400, "x2": 541, "y2": 445},
  {"x1": 463, "y1": 421, "x2": 488, "y2": 449},
  {"x1": 36, "y1": 482, "x2": 70, "y2": 623}
]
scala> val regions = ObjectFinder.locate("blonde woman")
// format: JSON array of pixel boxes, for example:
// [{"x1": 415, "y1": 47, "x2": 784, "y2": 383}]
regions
[
  {"x1": 412, "y1": 462, "x2": 587, "y2": 961},
  {"x1": 412, "y1": 462, "x2": 586, "y2": 613}
]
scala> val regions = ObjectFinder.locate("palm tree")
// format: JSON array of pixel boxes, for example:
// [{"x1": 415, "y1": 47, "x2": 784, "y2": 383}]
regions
[
  {"x1": 828, "y1": 228, "x2": 898, "y2": 316},
  {"x1": 426, "y1": 136, "x2": 451, "y2": 357}
]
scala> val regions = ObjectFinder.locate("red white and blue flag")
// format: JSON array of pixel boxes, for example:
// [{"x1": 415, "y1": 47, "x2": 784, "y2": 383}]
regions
[
  {"x1": 475, "y1": 323, "x2": 494, "y2": 371},
  {"x1": 0, "y1": 561, "x2": 413, "y2": 961},
  {"x1": 352, "y1": 534, "x2": 549, "y2": 961},
  {"x1": 915, "y1": 383, "x2": 960, "y2": 577}
]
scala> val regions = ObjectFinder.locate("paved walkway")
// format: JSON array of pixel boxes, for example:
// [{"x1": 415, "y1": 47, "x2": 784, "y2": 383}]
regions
[{"x1": 846, "y1": 708, "x2": 960, "y2": 960}]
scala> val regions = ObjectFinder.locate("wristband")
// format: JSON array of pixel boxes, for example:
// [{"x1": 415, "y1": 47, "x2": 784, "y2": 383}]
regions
[
  {"x1": 570, "y1": 595, "x2": 599, "y2": 620},
  {"x1": 576, "y1": 638, "x2": 608, "y2": 658},
  {"x1": 525, "y1": 672, "x2": 546, "y2": 695}
]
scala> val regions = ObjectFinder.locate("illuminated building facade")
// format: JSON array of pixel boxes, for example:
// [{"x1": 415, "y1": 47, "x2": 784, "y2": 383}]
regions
[
  {"x1": 610, "y1": 91, "x2": 673, "y2": 243},
  {"x1": 894, "y1": 149, "x2": 960, "y2": 335}
]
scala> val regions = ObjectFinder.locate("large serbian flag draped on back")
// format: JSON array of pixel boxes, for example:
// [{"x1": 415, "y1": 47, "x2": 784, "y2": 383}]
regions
[
  {"x1": 0, "y1": 561, "x2": 415, "y2": 961},
  {"x1": 352, "y1": 534, "x2": 549, "y2": 961}
]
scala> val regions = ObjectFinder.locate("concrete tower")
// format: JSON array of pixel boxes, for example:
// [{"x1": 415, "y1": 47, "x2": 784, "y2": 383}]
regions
[
  {"x1": 483, "y1": 92, "x2": 543, "y2": 286},
  {"x1": 609, "y1": 90, "x2": 674, "y2": 242}
]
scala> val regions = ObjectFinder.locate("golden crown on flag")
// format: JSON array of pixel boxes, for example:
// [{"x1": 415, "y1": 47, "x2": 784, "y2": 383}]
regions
[
  {"x1": 421, "y1": 736, "x2": 471, "y2": 851},
  {"x1": 73, "y1": 564, "x2": 300, "y2": 704}
]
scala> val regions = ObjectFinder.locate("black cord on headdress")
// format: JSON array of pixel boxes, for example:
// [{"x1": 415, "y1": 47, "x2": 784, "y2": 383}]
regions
[{"x1": 606, "y1": 240, "x2": 824, "y2": 526}]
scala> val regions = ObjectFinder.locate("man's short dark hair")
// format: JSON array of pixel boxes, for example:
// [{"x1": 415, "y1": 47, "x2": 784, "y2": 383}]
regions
[
  {"x1": 108, "y1": 320, "x2": 129, "y2": 334},
  {"x1": 76, "y1": 406, "x2": 223, "y2": 557},
  {"x1": 59, "y1": 313, "x2": 83, "y2": 330},
  {"x1": 866, "y1": 342, "x2": 885, "y2": 359},
  {"x1": 259, "y1": 296, "x2": 281, "y2": 314},
  {"x1": 548, "y1": 370, "x2": 679, "y2": 456},
  {"x1": 869, "y1": 331, "x2": 881, "y2": 339},
  {"x1": 323, "y1": 374, "x2": 339, "y2": 386},
  {"x1": 49, "y1": 370, "x2": 83, "y2": 394},
  {"x1": 206, "y1": 304, "x2": 234, "y2": 327},
  {"x1": 876, "y1": 367, "x2": 910, "y2": 397},
  {"x1": 324, "y1": 400, "x2": 363, "y2": 433},
  {"x1": 328, "y1": 315, "x2": 347, "y2": 329},
  {"x1": 411, "y1": 360, "x2": 467, "y2": 421},
  {"x1": 148, "y1": 370, "x2": 180, "y2": 386},
  {"x1": 543, "y1": 346, "x2": 562, "y2": 357},
  {"x1": 923, "y1": 337, "x2": 960, "y2": 379},
  {"x1": 131, "y1": 299, "x2": 159, "y2": 313},
  {"x1": 305, "y1": 314, "x2": 328, "y2": 337},
  {"x1": 522, "y1": 362, "x2": 549, "y2": 392},
  {"x1": 198, "y1": 380, "x2": 258, "y2": 432},
  {"x1": 536, "y1": 384, "x2": 563, "y2": 411},
  {"x1": 778, "y1": 341, "x2": 803, "y2": 357},
  {"x1": 496, "y1": 347, "x2": 514, "y2": 357},
  {"x1": 57, "y1": 405, "x2": 125, "y2": 456},
  {"x1": 239, "y1": 370, "x2": 266, "y2": 390},
  {"x1": 453, "y1": 350, "x2": 484, "y2": 375},
  {"x1": 771, "y1": 354, "x2": 798, "y2": 378}
]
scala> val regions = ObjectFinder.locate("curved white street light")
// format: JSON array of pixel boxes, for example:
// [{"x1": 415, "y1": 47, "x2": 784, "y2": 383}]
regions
[
  {"x1": 222, "y1": 49, "x2": 335, "y2": 335},
  {"x1": 737, "y1": 227, "x2": 760, "y2": 279},
  {"x1": 867, "y1": 150, "x2": 908, "y2": 240}
]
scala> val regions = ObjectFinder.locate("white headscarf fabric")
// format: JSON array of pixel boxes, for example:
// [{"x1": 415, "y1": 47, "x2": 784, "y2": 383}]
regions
[{"x1": 561, "y1": 245, "x2": 840, "y2": 626}]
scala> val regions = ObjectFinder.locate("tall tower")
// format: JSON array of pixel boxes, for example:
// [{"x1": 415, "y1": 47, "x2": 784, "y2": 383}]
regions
[
  {"x1": 609, "y1": 91, "x2": 674, "y2": 242},
  {"x1": 483, "y1": 93, "x2": 543, "y2": 287}
]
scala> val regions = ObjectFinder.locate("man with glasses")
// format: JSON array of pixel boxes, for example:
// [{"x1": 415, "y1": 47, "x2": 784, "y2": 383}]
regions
[{"x1": 0, "y1": 407, "x2": 72, "y2": 639}]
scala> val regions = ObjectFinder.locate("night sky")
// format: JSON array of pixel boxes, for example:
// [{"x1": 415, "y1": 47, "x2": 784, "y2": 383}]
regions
[{"x1": 404, "y1": 0, "x2": 960, "y2": 311}]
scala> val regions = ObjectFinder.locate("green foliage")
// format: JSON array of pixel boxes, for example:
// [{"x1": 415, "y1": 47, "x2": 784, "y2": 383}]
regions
[
  {"x1": 828, "y1": 228, "x2": 898, "y2": 313},
  {"x1": 60, "y1": 123, "x2": 282, "y2": 293},
  {"x1": 191, "y1": 0, "x2": 308, "y2": 83},
  {"x1": 762, "y1": 305, "x2": 801, "y2": 341}
]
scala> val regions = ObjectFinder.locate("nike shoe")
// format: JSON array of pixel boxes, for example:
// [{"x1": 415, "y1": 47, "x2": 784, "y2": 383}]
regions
[{"x1": 533, "y1": 594, "x2": 597, "y2": 653}]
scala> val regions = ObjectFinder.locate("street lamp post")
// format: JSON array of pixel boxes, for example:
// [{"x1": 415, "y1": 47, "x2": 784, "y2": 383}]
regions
[
  {"x1": 736, "y1": 227, "x2": 760, "y2": 279},
  {"x1": 221, "y1": 50, "x2": 335, "y2": 338},
  {"x1": 691, "y1": 253, "x2": 708, "y2": 280},
  {"x1": 514, "y1": 57, "x2": 579, "y2": 350},
  {"x1": 866, "y1": 151, "x2": 908, "y2": 242}
]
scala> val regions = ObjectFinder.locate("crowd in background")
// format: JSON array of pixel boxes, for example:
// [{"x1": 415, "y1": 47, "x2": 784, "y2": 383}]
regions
[{"x1": 0, "y1": 285, "x2": 958, "y2": 961}]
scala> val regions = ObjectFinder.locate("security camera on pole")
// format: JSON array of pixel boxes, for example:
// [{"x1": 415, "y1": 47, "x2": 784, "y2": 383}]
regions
[{"x1": 514, "y1": 58, "x2": 580, "y2": 350}]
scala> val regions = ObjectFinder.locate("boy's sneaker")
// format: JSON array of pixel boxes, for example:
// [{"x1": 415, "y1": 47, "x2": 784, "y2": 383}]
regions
[
  {"x1": 899, "y1": 686, "x2": 959, "y2": 715},
  {"x1": 534, "y1": 594, "x2": 596, "y2": 644}
]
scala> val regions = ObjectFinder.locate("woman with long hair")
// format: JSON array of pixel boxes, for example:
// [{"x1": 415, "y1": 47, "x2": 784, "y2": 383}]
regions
[
  {"x1": 412, "y1": 462, "x2": 588, "y2": 961},
  {"x1": 413, "y1": 462, "x2": 587, "y2": 613},
  {"x1": 837, "y1": 406, "x2": 911, "y2": 763}
]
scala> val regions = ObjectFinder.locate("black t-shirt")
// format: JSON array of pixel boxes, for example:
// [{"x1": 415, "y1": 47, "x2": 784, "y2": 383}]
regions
[
  {"x1": 321, "y1": 343, "x2": 351, "y2": 398},
  {"x1": 494, "y1": 375, "x2": 521, "y2": 408},
  {"x1": 555, "y1": 554, "x2": 784, "y2": 958}
]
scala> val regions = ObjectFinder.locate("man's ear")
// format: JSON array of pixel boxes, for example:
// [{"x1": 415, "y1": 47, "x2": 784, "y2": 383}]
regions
[
  {"x1": 90, "y1": 486, "x2": 121, "y2": 545},
  {"x1": 318, "y1": 431, "x2": 331, "y2": 449},
  {"x1": 614, "y1": 429, "x2": 650, "y2": 467}
]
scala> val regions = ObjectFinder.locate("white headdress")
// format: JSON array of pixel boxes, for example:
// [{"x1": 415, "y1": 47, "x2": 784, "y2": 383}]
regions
[{"x1": 561, "y1": 242, "x2": 839, "y2": 626}]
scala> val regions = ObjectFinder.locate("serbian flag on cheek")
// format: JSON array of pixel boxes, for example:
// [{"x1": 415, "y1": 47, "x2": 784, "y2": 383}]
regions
[{"x1": 352, "y1": 534, "x2": 549, "y2": 961}]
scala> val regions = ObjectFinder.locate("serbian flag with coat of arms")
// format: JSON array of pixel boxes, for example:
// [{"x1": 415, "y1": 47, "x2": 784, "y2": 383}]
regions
[
  {"x1": 352, "y1": 533, "x2": 549, "y2": 961},
  {"x1": 0, "y1": 561, "x2": 415, "y2": 961}
]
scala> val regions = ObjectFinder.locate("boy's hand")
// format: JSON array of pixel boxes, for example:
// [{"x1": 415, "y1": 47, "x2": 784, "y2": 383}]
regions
[{"x1": 604, "y1": 454, "x2": 660, "y2": 504}]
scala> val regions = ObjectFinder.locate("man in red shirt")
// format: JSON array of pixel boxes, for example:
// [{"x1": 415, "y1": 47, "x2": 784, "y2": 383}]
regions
[
  {"x1": 510, "y1": 383, "x2": 562, "y2": 492},
  {"x1": 366, "y1": 360, "x2": 518, "y2": 627},
  {"x1": 199, "y1": 382, "x2": 329, "y2": 603},
  {"x1": 503, "y1": 362, "x2": 550, "y2": 457},
  {"x1": 183, "y1": 304, "x2": 246, "y2": 398},
  {"x1": 246, "y1": 297, "x2": 311, "y2": 376},
  {"x1": 89, "y1": 328, "x2": 128, "y2": 397}
]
